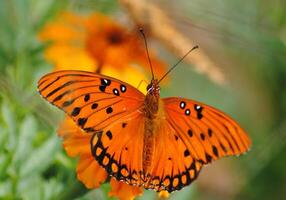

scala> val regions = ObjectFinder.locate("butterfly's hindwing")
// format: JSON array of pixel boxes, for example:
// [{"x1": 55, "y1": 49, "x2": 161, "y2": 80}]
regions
[
  {"x1": 147, "y1": 120, "x2": 203, "y2": 192},
  {"x1": 90, "y1": 112, "x2": 145, "y2": 186}
]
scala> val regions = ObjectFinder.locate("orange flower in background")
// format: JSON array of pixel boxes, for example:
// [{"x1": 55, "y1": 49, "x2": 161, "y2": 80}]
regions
[
  {"x1": 39, "y1": 12, "x2": 166, "y2": 90},
  {"x1": 40, "y1": 12, "x2": 167, "y2": 200}
]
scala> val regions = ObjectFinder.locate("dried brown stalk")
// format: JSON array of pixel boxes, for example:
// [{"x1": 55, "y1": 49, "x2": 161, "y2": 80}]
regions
[{"x1": 120, "y1": 0, "x2": 226, "y2": 85}]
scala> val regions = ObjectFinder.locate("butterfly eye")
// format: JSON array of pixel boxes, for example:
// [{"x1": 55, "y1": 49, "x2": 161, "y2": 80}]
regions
[{"x1": 146, "y1": 84, "x2": 153, "y2": 92}]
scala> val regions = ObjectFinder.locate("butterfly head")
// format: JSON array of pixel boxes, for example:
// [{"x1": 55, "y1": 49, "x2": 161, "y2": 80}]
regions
[{"x1": 147, "y1": 79, "x2": 160, "y2": 97}]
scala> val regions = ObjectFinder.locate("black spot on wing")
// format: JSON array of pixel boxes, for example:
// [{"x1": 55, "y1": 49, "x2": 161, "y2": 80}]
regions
[
  {"x1": 180, "y1": 101, "x2": 186, "y2": 109},
  {"x1": 62, "y1": 99, "x2": 74, "y2": 107},
  {"x1": 185, "y1": 109, "x2": 191, "y2": 116},
  {"x1": 194, "y1": 104, "x2": 203, "y2": 119},
  {"x1": 174, "y1": 135, "x2": 179, "y2": 141},
  {"x1": 113, "y1": 88, "x2": 120, "y2": 96},
  {"x1": 78, "y1": 118, "x2": 87, "y2": 127},
  {"x1": 212, "y1": 146, "x2": 219, "y2": 157},
  {"x1": 120, "y1": 84, "x2": 126, "y2": 93},
  {"x1": 71, "y1": 107, "x2": 81, "y2": 116},
  {"x1": 84, "y1": 94, "x2": 90, "y2": 102},
  {"x1": 188, "y1": 129, "x2": 193, "y2": 137},
  {"x1": 91, "y1": 103, "x2": 98, "y2": 109},
  {"x1": 106, "y1": 107, "x2": 113, "y2": 114},
  {"x1": 200, "y1": 133, "x2": 205, "y2": 141},
  {"x1": 99, "y1": 85, "x2": 106, "y2": 92},
  {"x1": 205, "y1": 153, "x2": 212, "y2": 163},
  {"x1": 101, "y1": 78, "x2": 111, "y2": 86},
  {"x1": 208, "y1": 129, "x2": 212, "y2": 137},
  {"x1": 184, "y1": 149, "x2": 190, "y2": 157},
  {"x1": 106, "y1": 130, "x2": 112, "y2": 140}
]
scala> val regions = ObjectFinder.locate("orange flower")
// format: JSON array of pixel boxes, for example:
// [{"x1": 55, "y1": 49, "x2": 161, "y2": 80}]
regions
[
  {"x1": 39, "y1": 12, "x2": 166, "y2": 90},
  {"x1": 41, "y1": 12, "x2": 167, "y2": 199},
  {"x1": 158, "y1": 190, "x2": 170, "y2": 199},
  {"x1": 109, "y1": 178, "x2": 143, "y2": 200}
]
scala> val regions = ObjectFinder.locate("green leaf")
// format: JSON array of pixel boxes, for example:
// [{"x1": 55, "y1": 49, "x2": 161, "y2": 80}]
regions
[
  {"x1": 137, "y1": 190, "x2": 155, "y2": 200},
  {"x1": 76, "y1": 189, "x2": 106, "y2": 200},
  {"x1": 18, "y1": 175, "x2": 42, "y2": 200},
  {"x1": 13, "y1": 116, "x2": 37, "y2": 166},
  {"x1": 20, "y1": 134, "x2": 60, "y2": 177},
  {"x1": 42, "y1": 178, "x2": 64, "y2": 200},
  {"x1": 0, "y1": 153, "x2": 10, "y2": 180},
  {"x1": 0, "y1": 180, "x2": 12, "y2": 198},
  {"x1": 1, "y1": 100, "x2": 16, "y2": 150},
  {"x1": 18, "y1": 176, "x2": 64, "y2": 200},
  {"x1": 0, "y1": 124, "x2": 8, "y2": 152}
]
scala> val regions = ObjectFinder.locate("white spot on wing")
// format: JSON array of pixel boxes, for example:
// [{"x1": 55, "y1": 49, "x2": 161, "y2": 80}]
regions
[
  {"x1": 185, "y1": 109, "x2": 190, "y2": 115},
  {"x1": 121, "y1": 85, "x2": 126, "y2": 92}
]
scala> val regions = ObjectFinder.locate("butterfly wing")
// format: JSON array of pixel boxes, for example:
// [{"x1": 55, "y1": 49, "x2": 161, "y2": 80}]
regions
[
  {"x1": 39, "y1": 70, "x2": 148, "y2": 187},
  {"x1": 163, "y1": 97, "x2": 251, "y2": 159},
  {"x1": 90, "y1": 111, "x2": 146, "y2": 186},
  {"x1": 145, "y1": 119, "x2": 204, "y2": 192},
  {"x1": 145, "y1": 97, "x2": 251, "y2": 192},
  {"x1": 38, "y1": 70, "x2": 145, "y2": 132}
]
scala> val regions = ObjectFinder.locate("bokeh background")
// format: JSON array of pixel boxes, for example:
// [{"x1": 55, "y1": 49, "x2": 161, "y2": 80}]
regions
[{"x1": 0, "y1": 0, "x2": 285, "y2": 199}]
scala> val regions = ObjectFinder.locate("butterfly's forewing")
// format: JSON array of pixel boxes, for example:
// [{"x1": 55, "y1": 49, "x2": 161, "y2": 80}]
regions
[{"x1": 38, "y1": 70, "x2": 145, "y2": 132}]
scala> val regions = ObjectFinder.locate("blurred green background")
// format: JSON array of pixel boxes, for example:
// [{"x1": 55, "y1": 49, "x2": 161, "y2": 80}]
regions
[{"x1": 0, "y1": 0, "x2": 285, "y2": 199}]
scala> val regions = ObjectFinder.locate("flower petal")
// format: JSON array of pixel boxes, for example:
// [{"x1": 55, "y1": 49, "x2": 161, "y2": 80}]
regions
[
  {"x1": 44, "y1": 44, "x2": 97, "y2": 72},
  {"x1": 39, "y1": 11, "x2": 167, "y2": 77},
  {"x1": 109, "y1": 178, "x2": 143, "y2": 200},
  {"x1": 158, "y1": 190, "x2": 170, "y2": 199},
  {"x1": 77, "y1": 154, "x2": 108, "y2": 189},
  {"x1": 58, "y1": 117, "x2": 92, "y2": 157},
  {"x1": 101, "y1": 65, "x2": 148, "y2": 94},
  {"x1": 39, "y1": 12, "x2": 85, "y2": 42}
]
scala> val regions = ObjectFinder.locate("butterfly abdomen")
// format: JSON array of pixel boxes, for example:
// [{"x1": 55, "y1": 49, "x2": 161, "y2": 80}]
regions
[
  {"x1": 142, "y1": 93, "x2": 160, "y2": 174},
  {"x1": 142, "y1": 92, "x2": 167, "y2": 181}
]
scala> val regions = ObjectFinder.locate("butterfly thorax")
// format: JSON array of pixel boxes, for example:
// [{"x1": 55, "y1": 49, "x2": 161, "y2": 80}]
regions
[{"x1": 142, "y1": 79, "x2": 162, "y2": 175}]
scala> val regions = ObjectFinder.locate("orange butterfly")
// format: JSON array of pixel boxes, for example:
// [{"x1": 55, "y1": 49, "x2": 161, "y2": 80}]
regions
[
  {"x1": 38, "y1": 30, "x2": 250, "y2": 192},
  {"x1": 38, "y1": 66, "x2": 251, "y2": 192}
]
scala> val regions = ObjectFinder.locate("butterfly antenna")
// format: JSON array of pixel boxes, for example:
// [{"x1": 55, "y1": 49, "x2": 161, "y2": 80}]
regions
[
  {"x1": 140, "y1": 28, "x2": 155, "y2": 80},
  {"x1": 158, "y1": 45, "x2": 199, "y2": 84}
]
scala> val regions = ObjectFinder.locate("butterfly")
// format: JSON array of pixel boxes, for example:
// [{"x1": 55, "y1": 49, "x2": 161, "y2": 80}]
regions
[{"x1": 38, "y1": 68, "x2": 251, "y2": 192}]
